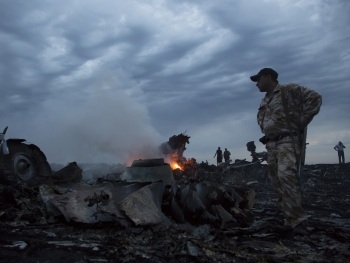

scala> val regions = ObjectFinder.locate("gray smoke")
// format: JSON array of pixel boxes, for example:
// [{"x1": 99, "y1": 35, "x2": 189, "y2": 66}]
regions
[{"x1": 5, "y1": 71, "x2": 163, "y2": 165}]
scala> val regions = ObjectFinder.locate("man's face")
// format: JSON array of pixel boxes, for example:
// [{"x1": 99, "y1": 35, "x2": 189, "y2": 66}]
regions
[{"x1": 256, "y1": 74, "x2": 270, "y2": 92}]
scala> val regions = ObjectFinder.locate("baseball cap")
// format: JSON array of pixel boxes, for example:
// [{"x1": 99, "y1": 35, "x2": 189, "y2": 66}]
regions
[{"x1": 250, "y1": 68, "x2": 278, "y2": 82}]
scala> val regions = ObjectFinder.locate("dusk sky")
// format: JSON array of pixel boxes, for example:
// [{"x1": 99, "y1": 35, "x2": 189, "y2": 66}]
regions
[{"x1": 1, "y1": 0, "x2": 349, "y2": 165}]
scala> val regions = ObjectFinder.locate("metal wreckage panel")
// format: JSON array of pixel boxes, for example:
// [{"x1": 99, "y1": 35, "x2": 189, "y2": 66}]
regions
[
  {"x1": 39, "y1": 181, "x2": 167, "y2": 226},
  {"x1": 163, "y1": 182, "x2": 255, "y2": 227},
  {"x1": 39, "y1": 181, "x2": 254, "y2": 227},
  {"x1": 39, "y1": 159, "x2": 255, "y2": 227}
]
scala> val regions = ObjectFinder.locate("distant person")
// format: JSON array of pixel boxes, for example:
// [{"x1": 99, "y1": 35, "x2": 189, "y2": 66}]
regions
[
  {"x1": 334, "y1": 141, "x2": 346, "y2": 164},
  {"x1": 223, "y1": 148, "x2": 231, "y2": 163},
  {"x1": 213, "y1": 147, "x2": 223, "y2": 166}
]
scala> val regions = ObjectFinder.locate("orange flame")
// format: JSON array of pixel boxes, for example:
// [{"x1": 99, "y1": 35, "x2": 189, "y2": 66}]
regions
[{"x1": 170, "y1": 162, "x2": 183, "y2": 170}]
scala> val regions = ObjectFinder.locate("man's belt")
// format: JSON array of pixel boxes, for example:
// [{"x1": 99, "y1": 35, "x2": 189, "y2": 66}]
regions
[{"x1": 267, "y1": 132, "x2": 301, "y2": 143}]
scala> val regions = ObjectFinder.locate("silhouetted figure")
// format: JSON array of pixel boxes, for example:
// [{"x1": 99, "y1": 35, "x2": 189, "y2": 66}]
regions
[
  {"x1": 213, "y1": 147, "x2": 223, "y2": 166},
  {"x1": 246, "y1": 141, "x2": 259, "y2": 162},
  {"x1": 334, "y1": 141, "x2": 346, "y2": 164},
  {"x1": 223, "y1": 148, "x2": 231, "y2": 163}
]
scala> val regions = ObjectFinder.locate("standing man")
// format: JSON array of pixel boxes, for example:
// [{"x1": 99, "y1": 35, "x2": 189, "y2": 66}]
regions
[
  {"x1": 224, "y1": 148, "x2": 231, "y2": 163},
  {"x1": 250, "y1": 68, "x2": 322, "y2": 234},
  {"x1": 334, "y1": 141, "x2": 346, "y2": 164},
  {"x1": 213, "y1": 147, "x2": 223, "y2": 166}
]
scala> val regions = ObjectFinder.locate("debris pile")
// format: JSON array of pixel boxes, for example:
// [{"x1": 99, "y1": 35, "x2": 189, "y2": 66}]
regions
[
  {"x1": 1, "y1": 162, "x2": 350, "y2": 263},
  {"x1": 0, "y1": 158, "x2": 255, "y2": 229}
]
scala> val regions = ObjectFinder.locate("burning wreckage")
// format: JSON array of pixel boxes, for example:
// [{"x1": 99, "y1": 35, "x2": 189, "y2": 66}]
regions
[
  {"x1": 2, "y1": 129, "x2": 350, "y2": 262},
  {"x1": 0, "y1": 130, "x2": 255, "y2": 228}
]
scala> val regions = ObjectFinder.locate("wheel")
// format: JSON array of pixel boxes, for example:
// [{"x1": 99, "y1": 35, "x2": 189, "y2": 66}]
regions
[
  {"x1": 0, "y1": 140, "x2": 52, "y2": 186},
  {"x1": 12, "y1": 151, "x2": 35, "y2": 181}
]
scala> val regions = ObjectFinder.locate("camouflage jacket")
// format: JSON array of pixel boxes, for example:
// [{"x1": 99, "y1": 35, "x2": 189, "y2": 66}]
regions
[{"x1": 257, "y1": 83, "x2": 322, "y2": 138}]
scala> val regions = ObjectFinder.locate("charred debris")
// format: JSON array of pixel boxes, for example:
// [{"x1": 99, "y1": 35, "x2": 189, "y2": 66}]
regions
[
  {"x1": 0, "y1": 131, "x2": 258, "y2": 228},
  {"x1": 1, "y1": 130, "x2": 350, "y2": 262},
  {"x1": 0, "y1": 130, "x2": 259, "y2": 262}
]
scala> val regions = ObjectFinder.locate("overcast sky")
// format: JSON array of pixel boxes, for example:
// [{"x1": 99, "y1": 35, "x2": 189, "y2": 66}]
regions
[{"x1": 1, "y1": 0, "x2": 349, "y2": 166}]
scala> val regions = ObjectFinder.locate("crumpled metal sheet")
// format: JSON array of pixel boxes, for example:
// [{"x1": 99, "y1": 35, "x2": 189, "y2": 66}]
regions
[
  {"x1": 119, "y1": 181, "x2": 168, "y2": 225},
  {"x1": 163, "y1": 182, "x2": 255, "y2": 227},
  {"x1": 39, "y1": 179, "x2": 255, "y2": 228},
  {"x1": 39, "y1": 181, "x2": 167, "y2": 226}
]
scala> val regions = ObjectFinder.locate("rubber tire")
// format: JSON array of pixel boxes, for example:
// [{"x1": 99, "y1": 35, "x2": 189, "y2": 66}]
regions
[{"x1": 0, "y1": 141, "x2": 52, "y2": 186}]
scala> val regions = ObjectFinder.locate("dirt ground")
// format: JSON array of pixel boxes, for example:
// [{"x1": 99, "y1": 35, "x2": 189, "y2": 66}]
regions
[{"x1": 0, "y1": 163, "x2": 349, "y2": 263}]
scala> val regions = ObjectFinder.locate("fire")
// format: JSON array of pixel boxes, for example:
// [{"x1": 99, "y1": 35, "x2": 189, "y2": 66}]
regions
[{"x1": 170, "y1": 162, "x2": 183, "y2": 170}]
